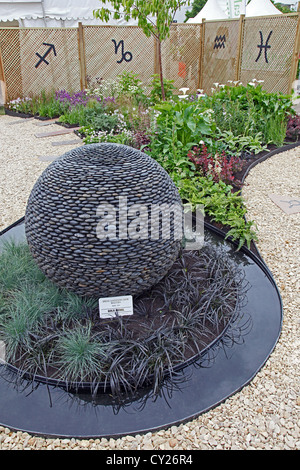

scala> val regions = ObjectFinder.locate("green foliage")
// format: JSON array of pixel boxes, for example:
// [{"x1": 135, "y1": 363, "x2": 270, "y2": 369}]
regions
[
  {"x1": 184, "y1": 0, "x2": 207, "y2": 21},
  {"x1": 93, "y1": 1, "x2": 191, "y2": 41},
  {"x1": 219, "y1": 130, "x2": 268, "y2": 156},
  {"x1": 58, "y1": 100, "x2": 119, "y2": 132},
  {"x1": 261, "y1": 114, "x2": 288, "y2": 147},
  {"x1": 149, "y1": 99, "x2": 216, "y2": 175},
  {"x1": 36, "y1": 90, "x2": 69, "y2": 118},
  {"x1": 206, "y1": 82, "x2": 294, "y2": 148},
  {"x1": 0, "y1": 240, "x2": 246, "y2": 395},
  {"x1": 56, "y1": 324, "x2": 105, "y2": 382},
  {"x1": 6, "y1": 90, "x2": 69, "y2": 117},
  {"x1": 80, "y1": 125, "x2": 133, "y2": 146},
  {"x1": 0, "y1": 240, "x2": 45, "y2": 295},
  {"x1": 271, "y1": 1, "x2": 292, "y2": 13},
  {"x1": 149, "y1": 74, "x2": 176, "y2": 103},
  {"x1": 177, "y1": 176, "x2": 258, "y2": 249},
  {"x1": 116, "y1": 71, "x2": 148, "y2": 106}
]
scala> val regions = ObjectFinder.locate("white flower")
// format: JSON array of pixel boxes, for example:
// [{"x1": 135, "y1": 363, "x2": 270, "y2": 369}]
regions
[
  {"x1": 197, "y1": 89, "x2": 204, "y2": 93},
  {"x1": 248, "y1": 82, "x2": 256, "y2": 87},
  {"x1": 197, "y1": 94, "x2": 206, "y2": 99},
  {"x1": 257, "y1": 80, "x2": 264, "y2": 83},
  {"x1": 178, "y1": 94, "x2": 189, "y2": 100},
  {"x1": 213, "y1": 83, "x2": 219, "y2": 87},
  {"x1": 179, "y1": 87, "x2": 189, "y2": 94}
]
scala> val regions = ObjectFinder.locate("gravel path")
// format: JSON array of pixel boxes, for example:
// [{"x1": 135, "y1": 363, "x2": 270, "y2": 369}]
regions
[{"x1": 0, "y1": 114, "x2": 299, "y2": 450}]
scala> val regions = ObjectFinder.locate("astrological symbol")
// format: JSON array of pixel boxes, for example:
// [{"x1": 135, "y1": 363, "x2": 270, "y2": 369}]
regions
[
  {"x1": 112, "y1": 39, "x2": 133, "y2": 63},
  {"x1": 35, "y1": 43, "x2": 56, "y2": 68},
  {"x1": 255, "y1": 31, "x2": 272, "y2": 64},
  {"x1": 214, "y1": 35, "x2": 226, "y2": 49}
]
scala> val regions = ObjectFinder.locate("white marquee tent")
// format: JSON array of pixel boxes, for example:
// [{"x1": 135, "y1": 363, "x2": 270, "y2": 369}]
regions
[
  {"x1": 0, "y1": 0, "x2": 132, "y2": 26},
  {"x1": 186, "y1": 0, "x2": 283, "y2": 22},
  {"x1": 245, "y1": 0, "x2": 282, "y2": 16},
  {"x1": 186, "y1": 0, "x2": 228, "y2": 22},
  {"x1": 0, "y1": 0, "x2": 192, "y2": 27},
  {"x1": 0, "y1": 0, "x2": 287, "y2": 27}
]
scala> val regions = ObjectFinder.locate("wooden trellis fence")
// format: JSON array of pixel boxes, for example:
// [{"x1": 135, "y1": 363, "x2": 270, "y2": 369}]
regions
[{"x1": 0, "y1": 12, "x2": 300, "y2": 102}]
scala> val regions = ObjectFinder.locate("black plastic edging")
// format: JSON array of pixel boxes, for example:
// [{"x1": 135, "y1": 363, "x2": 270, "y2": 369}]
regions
[
  {"x1": 0, "y1": 216, "x2": 25, "y2": 236},
  {"x1": 241, "y1": 140, "x2": 300, "y2": 185}
]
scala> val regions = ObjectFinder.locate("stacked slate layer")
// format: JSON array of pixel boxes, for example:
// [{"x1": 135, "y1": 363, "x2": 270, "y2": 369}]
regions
[{"x1": 25, "y1": 143, "x2": 183, "y2": 297}]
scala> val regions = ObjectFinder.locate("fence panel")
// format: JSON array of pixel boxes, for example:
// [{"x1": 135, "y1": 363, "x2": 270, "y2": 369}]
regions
[
  {"x1": 0, "y1": 28, "x2": 22, "y2": 99},
  {"x1": 162, "y1": 23, "x2": 202, "y2": 93},
  {"x1": 0, "y1": 14, "x2": 299, "y2": 102},
  {"x1": 0, "y1": 27, "x2": 80, "y2": 100},
  {"x1": 240, "y1": 14, "x2": 299, "y2": 94},
  {"x1": 83, "y1": 25, "x2": 155, "y2": 90},
  {"x1": 201, "y1": 19, "x2": 240, "y2": 93}
]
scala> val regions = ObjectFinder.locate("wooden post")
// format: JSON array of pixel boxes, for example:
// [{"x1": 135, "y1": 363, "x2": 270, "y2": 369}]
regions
[
  {"x1": 77, "y1": 22, "x2": 87, "y2": 90},
  {"x1": 0, "y1": 46, "x2": 8, "y2": 105},
  {"x1": 235, "y1": 14, "x2": 245, "y2": 82},
  {"x1": 288, "y1": 13, "x2": 300, "y2": 94},
  {"x1": 197, "y1": 19, "x2": 205, "y2": 90}
]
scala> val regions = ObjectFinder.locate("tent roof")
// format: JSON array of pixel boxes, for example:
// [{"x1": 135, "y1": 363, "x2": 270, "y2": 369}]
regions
[
  {"x1": 0, "y1": 0, "x2": 192, "y2": 24},
  {"x1": 246, "y1": 0, "x2": 283, "y2": 16},
  {"x1": 186, "y1": 0, "x2": 228, "y2": 23},
  {"x1": 0, "y1": 1, "x2": 128, "y2": 22}
]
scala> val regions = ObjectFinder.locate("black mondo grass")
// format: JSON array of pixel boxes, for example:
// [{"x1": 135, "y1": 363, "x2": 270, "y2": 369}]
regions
[{"x1": 0, "y1": 241, "x2": 248, "y2": 398}]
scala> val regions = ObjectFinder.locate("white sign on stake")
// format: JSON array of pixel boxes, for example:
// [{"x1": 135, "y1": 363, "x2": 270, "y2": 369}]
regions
[{"x1": 99, "y1": 295, "x2": 133, "y2": 319}]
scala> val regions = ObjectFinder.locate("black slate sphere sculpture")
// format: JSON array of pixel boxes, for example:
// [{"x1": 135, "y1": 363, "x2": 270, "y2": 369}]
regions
[{"x1": 25, "y1": 143, "x2": 183, "y2": 297}]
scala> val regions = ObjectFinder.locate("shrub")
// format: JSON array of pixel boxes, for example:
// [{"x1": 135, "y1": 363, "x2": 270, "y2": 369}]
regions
[
  {"x1": 286, "y1": 114, "x2": 300, "y2": 141},
  {"x1": 188, "y1": 144, "x2": 243, "y2": 184}
]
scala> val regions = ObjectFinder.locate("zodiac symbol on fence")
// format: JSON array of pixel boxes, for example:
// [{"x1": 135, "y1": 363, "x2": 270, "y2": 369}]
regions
[
  {"x1": 112, "y1": 39, "x2": 133, "y2": 63},
  {"x1": 214, "y1": 35, "x2": 226, "y2": 49},
  {"x1": 35, "y1": 43, "x2": 56, "y2": 68},
  {"x1": 255, "y1": 31, "x2": 272, "y2": 64}
]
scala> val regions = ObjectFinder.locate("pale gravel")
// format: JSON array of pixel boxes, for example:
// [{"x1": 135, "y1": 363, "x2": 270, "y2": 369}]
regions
[{"x1": 0, "y1": 114, "x2": 299, "y2": 450}]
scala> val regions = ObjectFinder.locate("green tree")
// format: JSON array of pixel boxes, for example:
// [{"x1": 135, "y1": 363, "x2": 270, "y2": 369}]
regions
[
  {"x1": 271, "y1": 1, "x2": 292, "y2": 13},
  {"x1": 184, "y1": 0, "x2": 207, "y2": 21},
  {"x1": 93, "y1": 0, "x2": 191, "y2": 101}
]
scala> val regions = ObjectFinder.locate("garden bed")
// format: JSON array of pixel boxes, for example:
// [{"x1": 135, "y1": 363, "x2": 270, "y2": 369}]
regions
[
  {"x1": 0, "y1": 232, "x2": 247, "y2": 397},
  {"x1": 2, "y1": 78, "x2": 298, "y2": 397}
]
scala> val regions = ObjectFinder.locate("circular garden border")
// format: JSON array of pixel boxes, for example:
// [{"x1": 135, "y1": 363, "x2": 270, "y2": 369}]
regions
[{"x1": 0, "y1": 219, "x2": 282, "y2": 439}]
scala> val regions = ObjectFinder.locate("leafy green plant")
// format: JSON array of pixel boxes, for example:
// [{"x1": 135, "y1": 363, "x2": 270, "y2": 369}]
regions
[
  {"x1": 149, "y1": 74, "x2": 176, "y2": 103},
  {"x1": 219, "y1": 130, "x2": 268, "y2": 156},
  {"x1": 79, "y1": 125, "x2": 133, "y2": 145},
  {"x1": 177, "y1": 176, "x2": 258, "y2": 250},
  {"x1": 148, "y1": 100, "x2": 216, "y2": 178},
  {"x1": 58, "y1": 100, "x2": 120, "y2": 132},
  {"x1": 116, "y1": 71, "x2": 148, "y2": 106},
  {"x1": 209, "y1": 82, "x2": 294, "y2": 147},
  {"x1": 36, "y1": 90, "x2": 69, "y2": 118},
  {"x1": 261, "y1": 114, "x2": 288, "y2": 147}
]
